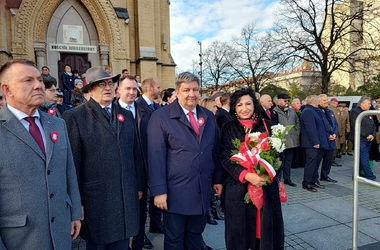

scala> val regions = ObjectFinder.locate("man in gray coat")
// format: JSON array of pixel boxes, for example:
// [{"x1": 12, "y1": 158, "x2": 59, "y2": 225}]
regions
[
  {"x1": 0, "y1": 59, "x2": 82, "y2": 249},
  {"x1": 274, "y1": 93, "x2": 300, "y2": 187},
  {"x1": 62, "y1": 66, "x2": 145, "y2": 249}
]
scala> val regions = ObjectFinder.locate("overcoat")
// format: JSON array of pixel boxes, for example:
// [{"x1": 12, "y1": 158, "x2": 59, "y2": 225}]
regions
[
  {"x1": 0, "y1": 106, "x2": 82, "y2": 250},
  {"x1": 220, "y1": 119, "x2": 284, "y2": 250},
  {"x1": 62, "y1": 98, "x2": 145, "y2": 244},
  {"x1": 273, "y1": 106, "x2": 300, "y2": 149},
  {"x1": 147, "y1": 99, "x2": 223, "y2": 215}
]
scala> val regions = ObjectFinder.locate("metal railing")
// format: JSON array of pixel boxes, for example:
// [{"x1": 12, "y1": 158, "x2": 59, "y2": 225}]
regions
[{"x1": 352, "y1": 110, "x2": 380, "y2": 250}]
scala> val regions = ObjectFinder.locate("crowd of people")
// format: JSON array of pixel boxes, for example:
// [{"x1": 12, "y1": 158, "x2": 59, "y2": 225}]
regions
[{"x1": 0, "y1": 59, "x2": 379, "y2": 250}]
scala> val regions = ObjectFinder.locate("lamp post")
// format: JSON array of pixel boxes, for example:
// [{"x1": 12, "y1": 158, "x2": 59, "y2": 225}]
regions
[{"x1": 198, "y1": 41, "x2": 202, "y2": 96}]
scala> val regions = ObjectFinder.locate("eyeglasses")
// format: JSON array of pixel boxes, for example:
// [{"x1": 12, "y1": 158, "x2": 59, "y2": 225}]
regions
[
  {"x1": 283, "y1": 100, "x2": 290, "y2": 102},
  {"x1": 97, "y1": 81, "x2": 115, "y2": 88}
]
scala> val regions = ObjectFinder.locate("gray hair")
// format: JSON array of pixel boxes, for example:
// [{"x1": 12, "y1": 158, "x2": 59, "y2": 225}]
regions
[
  {"x1": 317, "y1": 94, "x2": 327, "y2": 100},
  {"x1": 175, "y1": 72, "x2": 200, "y2": 89},
  {"x1": 358, "y1": 96, "x2": 372, "y2": 106},
  {"x1": 305, "y1": 95, "x2": 318, "y2": 105}
]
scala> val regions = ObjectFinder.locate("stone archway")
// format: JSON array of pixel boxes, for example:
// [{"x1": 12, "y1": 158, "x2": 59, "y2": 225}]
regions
[{"x1": 11, "y1": 0, "x2": 127, "y2": 60}]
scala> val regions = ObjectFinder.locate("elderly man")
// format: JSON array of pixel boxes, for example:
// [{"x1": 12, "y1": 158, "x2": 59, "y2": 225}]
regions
[
  {"x1": 0, "y1": 88, "x2": 6, "y2": 109},
  {"x1": 0, "y1": 59, "x2": 82, "y2": 249},
  {"x1": 318, "y1": 94, "x2": 339, "y2": 182},
  {"x1": 259, "y1": 94, "x2": 278, "y2": 125},
  {"x1": 147, "y1": 72, "x2": 223, "y2": 250},
  {"x1": 300, "y1": 95, "x2": 329, "y2": 192},
  {"x1": 349, "y1": 96, "x2": 377, "y2": 180},
  {"x1": 274, "y1": 93, "x2": 300, "y2": 187},
  {"x1": 62, "y1": 66, "x2": 145, "y2": 249}
]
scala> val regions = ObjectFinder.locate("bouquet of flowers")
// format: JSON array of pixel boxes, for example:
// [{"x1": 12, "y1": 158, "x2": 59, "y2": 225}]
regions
[{"x1": 230, "y1": 124, "x2": 293, "y2": 207}]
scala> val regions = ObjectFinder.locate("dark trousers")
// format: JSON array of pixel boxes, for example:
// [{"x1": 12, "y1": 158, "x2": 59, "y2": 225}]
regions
[
  {"x1": 278, "y1": 147, "x2": 295, "y2": 181},
  {"x1": 86, "y1": 239, "x2": 129, "y2": 250},
  {"x1": 360, "y1": 141, "x2": 376, "y2": 180},
  {"x1": 163, "y1": 211, "x2": 207, "y2": 250},
  {"x1": 319, "y1": 149, "x2": 334, "y2": 180},
  {"x1": 149, "y1": 196, "x2": 163, "y2": 231},
  {"x1": 131, "y1": 191, "x2": 148, "y2": 250},
  {"x1": 302, "y1": 148, "x2": 321, "y2": 186}
]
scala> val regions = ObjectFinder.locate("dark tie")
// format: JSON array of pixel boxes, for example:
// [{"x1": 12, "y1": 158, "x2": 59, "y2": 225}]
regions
[
  {"x1": 188, "y1": 111, "x2": 200, "y2": 137},
  {"x1": 149, "y1": 103, "x2": 155, "y2": 110},
  {"x1": 104, "y1": 107, "x2": 111, "y2": 117},
  {"x1": 24, "y1": 117, "x2": 45, "y2": 155},
  {"x1": 266, "y1": 109, "x2": 271, "y2": 119}
]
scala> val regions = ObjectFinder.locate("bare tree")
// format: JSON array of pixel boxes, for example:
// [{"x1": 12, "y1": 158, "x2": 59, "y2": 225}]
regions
[
  {"x1": 201, "y1": 41, "x2": 236, "y2": 90},
  {"x1": 228, "y1": 23, "x2": 286, "y2": 92},
  {"x1": 274, "y1": 0, "x2": 380, "y2": 94}
]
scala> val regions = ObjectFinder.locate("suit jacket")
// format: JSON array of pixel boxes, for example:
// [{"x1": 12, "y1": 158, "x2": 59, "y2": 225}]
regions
[
  {"x1": 300, "y1": 105, "x2": 329, "y2": 149},
  {"x1": 215, "y1": 107, "x2": 233, "y2": 131},
  {"x1": 136, "y1": 96, "x2": 160, "y2": 111},
  {"x1": 258, "y1": 106, "x2": 279, "y2": 125},
  {"x1": 62, "y1": 98, "x2": 145, "y2": 244},
  {"x1": 0, "y1": 105, "x2": 81, "y2": 250},
  {"x1": 147, "y1": 99, "x2": 223, "y2": 215}
]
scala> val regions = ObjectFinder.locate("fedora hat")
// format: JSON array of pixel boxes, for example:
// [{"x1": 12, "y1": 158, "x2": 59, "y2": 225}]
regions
[{"x1": 82, "y1": 66, "x2": 120, "y2": 93}]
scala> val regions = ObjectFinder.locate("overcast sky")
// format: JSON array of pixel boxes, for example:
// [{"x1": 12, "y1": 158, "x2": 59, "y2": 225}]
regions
[{"x1": 169, "y1": 0, "x2": 281, "y2": 72}]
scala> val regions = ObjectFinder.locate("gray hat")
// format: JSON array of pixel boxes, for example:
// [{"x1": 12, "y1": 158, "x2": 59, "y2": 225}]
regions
[{"x1": 82, "y1": 66, "x2": 120, "y2": 93}]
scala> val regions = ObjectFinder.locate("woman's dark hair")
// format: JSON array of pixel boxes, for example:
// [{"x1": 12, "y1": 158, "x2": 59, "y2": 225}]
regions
[
  {"x1": 229, "y1": 88, "x2": 258, "y2": 119},
  {"x1": 162, "y1": 88, "x2": 175, "y2": 102}
]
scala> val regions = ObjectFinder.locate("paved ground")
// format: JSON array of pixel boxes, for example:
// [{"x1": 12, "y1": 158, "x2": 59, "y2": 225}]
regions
[{"x1": 72, "y1": 153, "x2": 380, "y2": 250}]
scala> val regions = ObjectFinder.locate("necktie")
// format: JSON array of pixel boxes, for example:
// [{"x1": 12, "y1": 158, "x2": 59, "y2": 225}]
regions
[
  {"x1": 188, "y1": 111, "x2": 200, "y2": 137},
  {"x1": 127, "y1": 105, "x2": 135, "y2": 118},
  {"x1": 104, "y1": 107, "x2": 111, "y2": 117},
  {"x1": 149, "y1": 103, "x2": 155, "y2": 110},
  {"x1": 266, "y1": 109, "x2": 271, "y2": 119},
  {"x1": 24, "y1": 117, "x2": 45, "y2": 155}
]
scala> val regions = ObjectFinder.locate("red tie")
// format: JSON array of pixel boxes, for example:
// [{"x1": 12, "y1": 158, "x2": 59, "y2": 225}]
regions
[
  {"x1": 24, "y1": 117, "x2": 45, "y2": 155},
  {"x1": 266, "y1": 109, "x2": 271, "y2": 119},
  {"x1": 188, "y1": 111, "x2": 200, "y2": 137}
]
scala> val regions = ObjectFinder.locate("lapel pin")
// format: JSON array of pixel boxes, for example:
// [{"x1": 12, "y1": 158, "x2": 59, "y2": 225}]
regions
[
  {"x1": 51, "y1": 131, "x2": 58, "y2": 143},
  {"x1": 48, "y1": 108, "x2": 56, "y2": 115},
  {"x1": 198, "y1": 118, "x2": 205, "y2": 126},
  {"x1": 117, "y1": 114, "x2": 125, "y2": 122}
]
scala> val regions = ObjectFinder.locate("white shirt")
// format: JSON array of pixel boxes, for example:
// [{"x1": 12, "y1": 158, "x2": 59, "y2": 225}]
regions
[
  {"x1": 179, "y1": 104, "x2": 198, "y2": 123},
  {"x1": 142, "y1": 94, "x2": 154, "y2": 106},
  {"x1": 118, "y1": 100, "x2": 135, "y2": 118},
  {"x1": 7, "y1": 104, "x2": 46, "y2": 148}
]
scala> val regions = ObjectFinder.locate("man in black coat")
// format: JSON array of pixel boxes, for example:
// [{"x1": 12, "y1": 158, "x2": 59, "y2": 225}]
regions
[
  {"x1": 259, "y1": 94, "x2": 278, "y2": 125},
  {"x1": 62, "y1": 66, "x2": 145, "y2": 249},
  {"x1": 135, "y1": 77, "x2": 164, "y2": 234},
  {"x1": 117, "y1": 75, "x2": 154, "y2": 250},
  {"x1": 215, "y1": 92, "x2": 232, "y2": 131}
]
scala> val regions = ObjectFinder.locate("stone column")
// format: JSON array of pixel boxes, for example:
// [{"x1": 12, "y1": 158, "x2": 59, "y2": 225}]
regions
[
  {"x1": 33, "y1": 41, "x2": 47, "y2": 70},
  {"x1": 99, "y1": 44, "x2": 109, "y2": 66}
]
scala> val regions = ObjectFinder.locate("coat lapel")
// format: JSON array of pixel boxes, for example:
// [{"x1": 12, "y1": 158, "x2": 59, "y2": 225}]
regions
[
  {"x1": 0, "y1": 106, "x2": 45, "y2": 160},
  {"x1": 87, "y1": 99, "x2": 117, "y2": 138},
  {"x1": 40, "y1": 113, "x2": 55, "y2": 164},
  {"x1": 196, "y1": 106, "x2": 209, "y2": 142}
]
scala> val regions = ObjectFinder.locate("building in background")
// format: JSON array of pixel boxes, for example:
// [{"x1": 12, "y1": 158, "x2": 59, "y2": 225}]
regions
[{"x1": 0, "y1": 0, "x2": 176, "y2": 89}]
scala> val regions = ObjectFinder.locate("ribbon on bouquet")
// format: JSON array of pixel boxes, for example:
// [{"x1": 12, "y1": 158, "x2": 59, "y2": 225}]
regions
[
  {"x1": 230, "y1": 135, "x2": 277, "y2": 183},
  {"x1": 230, "y1": 134, "x2": 278, "y2": 239}
]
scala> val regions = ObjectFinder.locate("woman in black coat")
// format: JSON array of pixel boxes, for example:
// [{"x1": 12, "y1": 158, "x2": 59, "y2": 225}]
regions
[{"x1": 220, "y1": 88, "x2": 284, "y2": 250}]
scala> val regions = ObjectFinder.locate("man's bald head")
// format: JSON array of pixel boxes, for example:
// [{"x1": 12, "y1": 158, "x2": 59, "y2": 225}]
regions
[{"x1": 260, "y1": 94, "x2": 273, "y2": 110}]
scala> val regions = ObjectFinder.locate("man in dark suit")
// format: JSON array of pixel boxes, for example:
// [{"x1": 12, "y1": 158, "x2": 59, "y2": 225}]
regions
[
  {"x1": 135, "y1": 77, "x2": 164, "y2": 234},
  {"x1": 0, "y1": 59, "x2": 82, "y2": 249},
  {"x1": 300, "y1": 95, "x2": 329, "y2": 192},
  {"x1": 135, "y1": 77, "x2": 161, "y2": 111},
  {"x1": 215, "y1": 92, "x2": 232, "y2": 130},
  {"x1": 259, "y1": 94, "x2": 279, "y2": 125},
  {"x1": 147, "y1": 72, "x2": 223, "y2": 250},
  {"x1": 62, "y1": 66, "x2": 145, "y2": 249},
  {"x1": 117, "y1": 75, "x2": 154, "y2": 250}
]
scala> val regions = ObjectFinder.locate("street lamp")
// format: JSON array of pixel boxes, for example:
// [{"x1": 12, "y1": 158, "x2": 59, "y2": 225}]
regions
[{"x1": 198, "y1": 41, "x2": 202, "y2": 96}]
